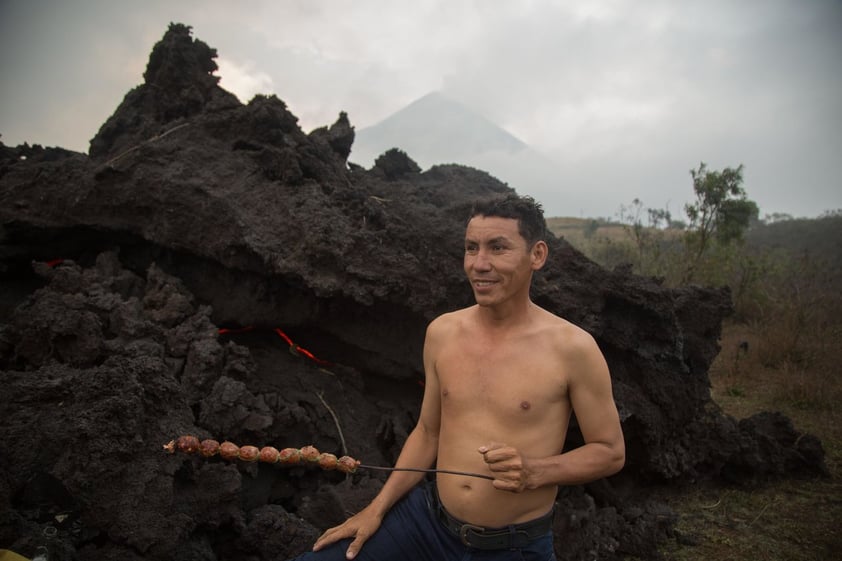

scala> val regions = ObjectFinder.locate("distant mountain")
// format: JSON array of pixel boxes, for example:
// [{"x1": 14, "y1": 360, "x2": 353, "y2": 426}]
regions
[{"x1": 350, "y1": 92, "x2": 565, "y2": 207}]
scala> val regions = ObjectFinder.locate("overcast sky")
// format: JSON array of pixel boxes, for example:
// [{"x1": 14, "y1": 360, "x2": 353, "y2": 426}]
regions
[{"x1": 1, "y1": 0, "x2": 840, "y2": 219}]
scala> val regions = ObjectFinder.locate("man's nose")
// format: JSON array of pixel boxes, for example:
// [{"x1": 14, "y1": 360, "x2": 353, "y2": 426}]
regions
[{"x1": 473, "y1": 249, "x2": 492, "y2": 270}]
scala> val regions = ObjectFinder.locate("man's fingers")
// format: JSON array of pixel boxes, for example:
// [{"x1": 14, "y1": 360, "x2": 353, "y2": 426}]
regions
[
  {"x1": 480, "y1": 444, "x2": 519, "y2": 464},
  {"x1": 313, "y1": 528, "x2": 333, "y2": 550},
  {"x1": 313, "y1": 525, "x2": 349, "y2": 551},
  {"x1": 479, "y1": 442, "x2": 506, "y2": 454},
  {"x1": 312, "y1": 534, "x2": 334, "y2": 551},
  {"x1": 345, "y1": 534, "x2": 369, "y2": 560},
  {"x1": 479, "y1": 442, "x2": 510, "y2": 461}
]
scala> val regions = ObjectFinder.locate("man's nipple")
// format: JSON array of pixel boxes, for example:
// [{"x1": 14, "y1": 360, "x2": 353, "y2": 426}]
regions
[{"x1": 520, "y1": 400, "x2": 531, "y2": 410}]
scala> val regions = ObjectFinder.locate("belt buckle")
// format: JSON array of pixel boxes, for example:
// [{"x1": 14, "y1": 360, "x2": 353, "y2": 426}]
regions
[{"x1": 459, "y1": 523, "x2": 486, "y2": 547}]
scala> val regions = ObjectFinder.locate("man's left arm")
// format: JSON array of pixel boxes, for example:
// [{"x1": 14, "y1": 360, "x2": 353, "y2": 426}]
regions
[{"x1": 482, "y1": 331, "x2": 625, "y2": 491}]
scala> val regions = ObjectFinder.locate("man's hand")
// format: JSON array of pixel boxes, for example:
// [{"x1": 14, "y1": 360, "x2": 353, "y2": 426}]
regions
[
  {"x1": 479, "y1": 442, "x2": 535, "y2": 493},
  {"x1": 312, "y1": 504, "x2": 384, "y2": 560}
]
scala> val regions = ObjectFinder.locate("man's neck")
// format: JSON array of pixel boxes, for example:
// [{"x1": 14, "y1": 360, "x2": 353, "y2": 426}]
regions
[{"x1": 474, "y1": 298, "x2": 534, "y2": 331}]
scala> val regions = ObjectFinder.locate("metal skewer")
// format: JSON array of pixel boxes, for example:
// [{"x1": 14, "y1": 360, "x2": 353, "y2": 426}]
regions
[{"x1": 357, "y1": 464, "x2": 494, "y2": 480}]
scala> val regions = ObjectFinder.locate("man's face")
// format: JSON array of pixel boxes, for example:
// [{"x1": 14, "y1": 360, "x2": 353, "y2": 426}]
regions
[{"x1": 463, "y1": 215, "x2": 540, "y2": 307}]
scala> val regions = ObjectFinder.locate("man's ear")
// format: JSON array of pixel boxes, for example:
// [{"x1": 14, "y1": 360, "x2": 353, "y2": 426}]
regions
[{"x1": 530, "y1": 240, "x2": 549, "y2": 270}]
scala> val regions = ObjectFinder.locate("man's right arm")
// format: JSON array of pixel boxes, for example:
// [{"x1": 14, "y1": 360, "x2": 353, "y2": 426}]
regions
[{"x1": 310, "y1": 319, "x2": 444, "y2": 559}]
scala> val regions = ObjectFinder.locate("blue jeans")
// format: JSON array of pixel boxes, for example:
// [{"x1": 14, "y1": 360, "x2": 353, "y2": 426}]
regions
[{"x1": 288, "y1": 483, "x2": 556, "y2": 561}]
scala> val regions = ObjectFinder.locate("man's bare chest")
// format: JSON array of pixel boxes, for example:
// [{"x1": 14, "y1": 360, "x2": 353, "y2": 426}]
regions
[{"x1": 436, "y1": 340, "x2": 566, "y2": 417}]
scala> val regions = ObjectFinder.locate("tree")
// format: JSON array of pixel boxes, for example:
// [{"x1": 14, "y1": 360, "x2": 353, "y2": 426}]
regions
[
  {"x1": 615, "y1": 199, "x2": 675, "y2": 277},
  {"x1": 682, "y1": 162, "x2": 759, "y2": 282}
]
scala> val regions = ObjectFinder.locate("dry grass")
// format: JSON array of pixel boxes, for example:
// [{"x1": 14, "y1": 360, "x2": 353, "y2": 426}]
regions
[
  {"x1": 547, "y1": 217, "x2": 628, "y2": 247},
  {"x1": 549, "y1": 215, "x2": 842, "y2": 560},
  {"x1": 655, "y1": 321, "x2": 842, "y2": 561}
]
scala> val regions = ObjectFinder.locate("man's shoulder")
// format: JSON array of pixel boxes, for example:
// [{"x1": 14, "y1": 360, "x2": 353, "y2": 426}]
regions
[
  {"x1": 429, "y1": 306, "x2": 474, "y2": 330},
  {"x1": 533, "y1": 304, "x2": 578, "y2": 330},
  {"x1": 533, "y1": 307, "x2": 598, "y2": 351}
]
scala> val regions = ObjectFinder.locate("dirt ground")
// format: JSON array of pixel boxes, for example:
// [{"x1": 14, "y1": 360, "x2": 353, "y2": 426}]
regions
[{"x1": 656, "y1": 323, "x2": 842, "y2": 561}]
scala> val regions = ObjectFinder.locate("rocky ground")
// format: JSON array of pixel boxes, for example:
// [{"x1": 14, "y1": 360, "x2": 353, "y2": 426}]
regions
[{"x1": 0, "y1": 23, "x2": 826, "y2": 561}]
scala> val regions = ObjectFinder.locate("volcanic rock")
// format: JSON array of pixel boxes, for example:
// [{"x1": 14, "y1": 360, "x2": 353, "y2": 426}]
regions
[{"x1": 0, "y1": 23, "x2": 826, "y2": 561}]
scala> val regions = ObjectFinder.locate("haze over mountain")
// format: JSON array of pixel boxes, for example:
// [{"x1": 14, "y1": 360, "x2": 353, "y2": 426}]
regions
[{"x1": 351, "y1": 92, "x2": 569, "y2": 215}]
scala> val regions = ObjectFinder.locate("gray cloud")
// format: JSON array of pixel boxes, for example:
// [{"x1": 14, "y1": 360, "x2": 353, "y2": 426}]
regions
[{"x1": 1, "y1": 0, "x2": 839, "y2": 218}]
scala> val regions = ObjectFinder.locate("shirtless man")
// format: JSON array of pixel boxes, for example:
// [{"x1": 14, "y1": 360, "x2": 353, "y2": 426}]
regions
[{"x1": 290, "y1": 194, "x2": 625, "y2": 560}]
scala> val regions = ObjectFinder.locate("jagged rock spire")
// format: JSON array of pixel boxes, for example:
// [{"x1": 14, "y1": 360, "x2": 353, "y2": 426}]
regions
[
  {"x1": 309, "y1": 111, "x2": 355, "y2": 161},
  {"x1": 88, "y1": 23, "x2": 239, "y2": 159}
]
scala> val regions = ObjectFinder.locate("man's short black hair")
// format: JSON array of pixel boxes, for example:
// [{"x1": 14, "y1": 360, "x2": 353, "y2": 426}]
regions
[{"x1": 469, "y1": 194, "x2": 547, "y2": 247}]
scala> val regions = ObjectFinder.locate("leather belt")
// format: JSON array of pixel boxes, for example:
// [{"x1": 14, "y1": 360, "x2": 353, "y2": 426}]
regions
[{"x1": 430, "y1": 486, "x2": 554, "y2": 550}]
